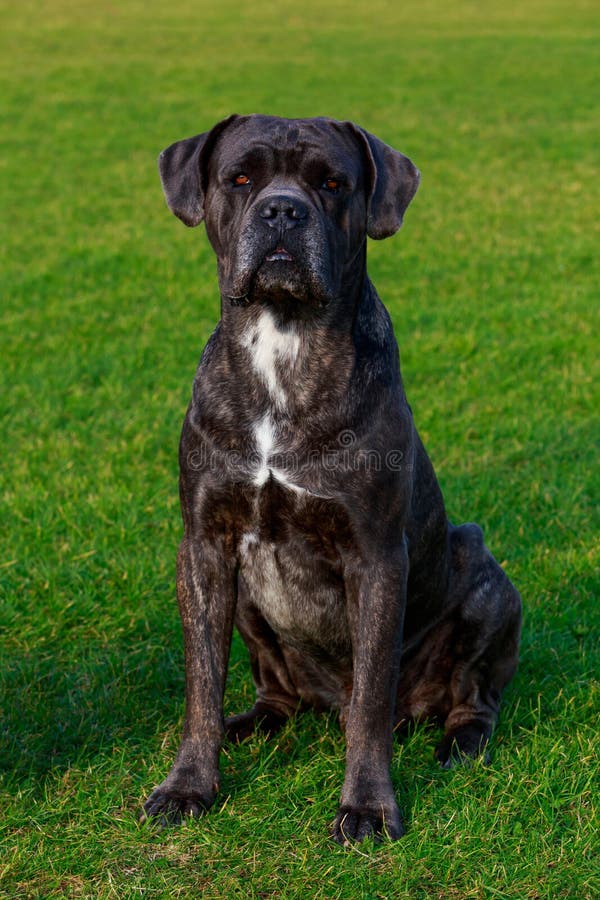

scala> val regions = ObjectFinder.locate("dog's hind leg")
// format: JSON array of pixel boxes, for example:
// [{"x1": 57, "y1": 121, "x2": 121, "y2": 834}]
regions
[
  {"x1": 433, "y1": 523, "x2": 522, "y2": 768},
  {"x1": 226, "y1": 597, "x2": 302, "y2": 743}
]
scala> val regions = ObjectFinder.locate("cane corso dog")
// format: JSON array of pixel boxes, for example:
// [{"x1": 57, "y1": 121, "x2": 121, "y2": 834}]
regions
[{"x1": 142, "y1": 114, "x2": 521, "y2": 844}]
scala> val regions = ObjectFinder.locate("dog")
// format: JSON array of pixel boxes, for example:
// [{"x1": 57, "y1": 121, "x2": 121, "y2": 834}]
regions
[{"x1": 142, "y1": 114, "x2": 521, "y2": 844}]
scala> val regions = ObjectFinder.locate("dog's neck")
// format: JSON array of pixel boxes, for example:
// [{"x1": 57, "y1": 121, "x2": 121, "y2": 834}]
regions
[{"x1": 217, "y1": 272, "x2": 381, "y2": 419}]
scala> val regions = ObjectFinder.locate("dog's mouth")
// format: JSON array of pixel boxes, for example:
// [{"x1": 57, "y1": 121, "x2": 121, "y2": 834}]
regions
[
  {"x1": 223, "y1": 230, "x2": 335, "y2": 310},
  {"x1": 264, "y1": 247, "x2": 294, "y2": 263}
]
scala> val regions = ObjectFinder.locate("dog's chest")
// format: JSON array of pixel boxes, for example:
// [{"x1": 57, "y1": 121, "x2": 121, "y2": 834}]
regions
[
  {"x1": 237, "y1": 522, "x2": 350, "y2": 657},
  {"x1": 196, "y1": 311, "x2": 356, "y2": 655},
  {"x1": 233, "y1": 449, "x2": 352, "y2": 657}
]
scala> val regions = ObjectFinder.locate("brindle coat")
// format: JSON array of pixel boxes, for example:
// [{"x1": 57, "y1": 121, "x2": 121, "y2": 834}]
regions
[{"x1": 142, "y1": 115, "x2": 521, "y2": 844}]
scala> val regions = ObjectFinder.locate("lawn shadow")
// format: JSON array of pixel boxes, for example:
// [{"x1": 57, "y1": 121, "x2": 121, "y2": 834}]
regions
[{"x1": 0, "y1": 611, "x2": 186, "y2": 784}]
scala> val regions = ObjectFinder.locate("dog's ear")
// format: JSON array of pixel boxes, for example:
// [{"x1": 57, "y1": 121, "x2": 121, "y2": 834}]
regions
[
  {"x1": 349, "y1": 125, "x2": 420, "y2": 239},
  {"x1": 158, "y1": 115, "x2": 239, "y2": 226}
]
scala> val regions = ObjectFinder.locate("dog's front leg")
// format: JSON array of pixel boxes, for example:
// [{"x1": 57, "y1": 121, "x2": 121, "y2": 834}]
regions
[
  {"x1": 143, "y1": 535, "x2": 237, "y2": 824},
  {"x1": 332, "y1": 542, "x2": 408, "y2": 845}
]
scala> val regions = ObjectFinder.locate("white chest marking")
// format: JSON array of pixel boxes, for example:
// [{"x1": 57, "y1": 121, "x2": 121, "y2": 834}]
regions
[
  {"x1": 253, "y1": 414, "x2": 276, "y2": 486},
  {"x1": 241, "y1": 309, "x2": 300, "y2": 408},
  {"x1": 239, "y1": 531, "x2": 259, "y2": 558},
  {"x1": 251, "y1": 413, "x2": 308, "y2": 494}
]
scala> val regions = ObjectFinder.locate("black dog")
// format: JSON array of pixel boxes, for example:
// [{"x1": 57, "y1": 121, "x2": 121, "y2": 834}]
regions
[{"x1": 143, "y1": 115, "x2": 521, "y2": 844}]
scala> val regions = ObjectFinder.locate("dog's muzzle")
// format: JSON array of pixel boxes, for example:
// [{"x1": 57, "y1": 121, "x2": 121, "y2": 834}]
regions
[{"x1": 258, "y1": 193, "x2": 309, "y2": 232}]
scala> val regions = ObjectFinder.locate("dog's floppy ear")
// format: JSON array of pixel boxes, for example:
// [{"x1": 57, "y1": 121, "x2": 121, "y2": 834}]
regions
[
  {"x1": 350, "y1": 125, "x2": 420, "y2": 240},
  {"x1": 158, "y1": 115, "x2": 239, "y2": 226}
]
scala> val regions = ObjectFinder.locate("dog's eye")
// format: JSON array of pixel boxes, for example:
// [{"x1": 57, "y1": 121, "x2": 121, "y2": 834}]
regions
[
  {"x1": 322, "y1": 177, "x2": 340, "y2": 193},
  {"x1": 233, "y1": 174, "x2": 251, "y2": 186}
]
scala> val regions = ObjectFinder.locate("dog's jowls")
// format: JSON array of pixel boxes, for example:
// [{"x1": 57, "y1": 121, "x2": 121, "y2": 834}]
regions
[{"x1": 142, "y1": 115, "x2": 521, "y2": 845}]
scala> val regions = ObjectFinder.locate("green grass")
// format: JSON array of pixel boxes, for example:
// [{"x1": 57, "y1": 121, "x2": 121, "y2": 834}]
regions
[{"x1": 1, "y1": 0, "x2": 598, "y2": 896}]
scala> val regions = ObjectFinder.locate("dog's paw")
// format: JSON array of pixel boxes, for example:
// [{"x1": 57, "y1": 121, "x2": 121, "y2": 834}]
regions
[
  {"x1": 141, "y1": 765, "x2": 219, "y2": 826},
  {"x1": 141, "y1": 788, "x2": 211, "y2": 826},
  {"x1": 225, "y1": 703, "x2": 288, "y2": 743},
  {"x1": 331, "y1": 802, "x2": 404, "y2": 846},
  {"x1": 435, "y1": 722, "x2": 492, "y2": 769}
]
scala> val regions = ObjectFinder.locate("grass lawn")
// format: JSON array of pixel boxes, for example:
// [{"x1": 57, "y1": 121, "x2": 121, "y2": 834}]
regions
[{"x1": 1, "y1": 0, "x2": 598, "y2": 896}]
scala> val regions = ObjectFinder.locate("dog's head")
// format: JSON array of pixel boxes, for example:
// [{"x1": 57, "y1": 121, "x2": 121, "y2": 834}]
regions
[{"x1": 158, "y1": 115, "x2": 419, "y2": 309}]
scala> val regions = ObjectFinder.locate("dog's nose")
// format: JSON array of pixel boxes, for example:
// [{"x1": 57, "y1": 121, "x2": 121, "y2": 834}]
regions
[{"x1": 259, "y1": 195, "x2": 308, "y2": 229}]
